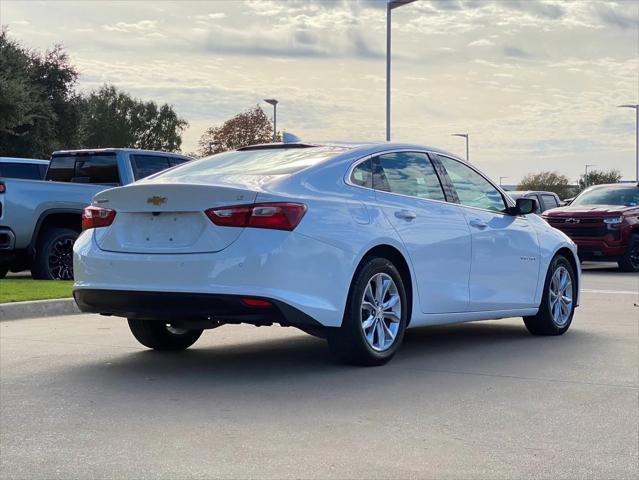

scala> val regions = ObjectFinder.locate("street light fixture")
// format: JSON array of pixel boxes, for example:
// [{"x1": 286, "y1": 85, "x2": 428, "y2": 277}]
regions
[
  {"x1": 617, "y1": 104, "x2": 638, "y2": 182},
  {"x1": 264, "y1": 98, "x2": 278, "y2": 142},
  {"x1": 386, "y1": 0, "x2": 417, "y2": 141},
  {"x1": 451, "y1": 133, "x2": 469, "y2": 162},
  {"x1": 584, "y1": 164, "x2": 597, "y2": 189}
]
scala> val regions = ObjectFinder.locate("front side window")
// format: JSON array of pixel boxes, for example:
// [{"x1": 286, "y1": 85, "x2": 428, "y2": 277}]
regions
[
  {"x1": 437, "y1": 155, "x2": 506, "y2": 212},
  {"x1": 131, "y1": 155, "x2": 170, "y2": 180},
  {"x1": 541, "y1": 194, "x2": 558, "y2": 210},
  {"x1": 373, "y1": 152, "x2": 445, "y2": 201}
]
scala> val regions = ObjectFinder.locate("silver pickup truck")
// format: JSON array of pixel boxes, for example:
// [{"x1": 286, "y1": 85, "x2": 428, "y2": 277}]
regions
[{"x1": 0, "y1": 148, "x2": 191, "y2": 279}]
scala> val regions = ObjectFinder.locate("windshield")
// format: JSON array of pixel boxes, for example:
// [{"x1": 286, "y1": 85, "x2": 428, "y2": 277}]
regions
[
  {"x1": 571, "y1": 186, "x2": 639, "y2": 207},
  {"x1": 155, "y1": 146, "x2": 346, "y2": 181}
]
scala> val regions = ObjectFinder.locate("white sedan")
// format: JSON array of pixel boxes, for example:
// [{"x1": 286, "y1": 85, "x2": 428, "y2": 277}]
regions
[{"x1": 73, "y1": 143, "x2": 580, "y2": 365}]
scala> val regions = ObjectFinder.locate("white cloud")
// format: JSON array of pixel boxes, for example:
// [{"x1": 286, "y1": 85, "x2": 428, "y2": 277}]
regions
[{"x1": 468, "y1": 38, "x2": 495, "y2": 47}]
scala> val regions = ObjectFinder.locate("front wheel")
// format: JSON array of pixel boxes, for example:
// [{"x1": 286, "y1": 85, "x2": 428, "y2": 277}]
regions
[
  {"x1": 524, "y1": 255, "x2": 576, "y2": 336},
  {"x1": 327, "y1": 257, "x2": 408, "y2": 366},
  {"x1": 128, "y1": 319, "x2": 203, "y2": 351},
  {"x1": 618, "y1": 234, "x2": 639, "y2": 272}
]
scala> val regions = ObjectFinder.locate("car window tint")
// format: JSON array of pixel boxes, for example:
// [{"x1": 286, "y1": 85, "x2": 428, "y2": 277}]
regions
[
  {"x1": 437, "y1": 155, "x2": 505, "y2": 212},
  {"x1": 168, "y1": 156, "x2": 189, "y2": 167},
  {"x1": 0, "y1": 163, "x2": 43, "y2": 180},
  {"x1": 350, "y1": 158, "x2": 372, "y2": 188},
  {"x1": 131, "y1": 155, "x2": 171, "y2": 180},
  {"x1": 374, "y1": 152, "x2": 445, "y2": 201},
  {"x1": 541, "y1": 194, "x2": 558, "y2": 211}
]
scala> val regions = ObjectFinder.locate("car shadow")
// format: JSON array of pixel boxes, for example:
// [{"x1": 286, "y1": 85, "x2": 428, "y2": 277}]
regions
[{"x1": 61, "y1": 321, "x2": 590, "y2": 402}]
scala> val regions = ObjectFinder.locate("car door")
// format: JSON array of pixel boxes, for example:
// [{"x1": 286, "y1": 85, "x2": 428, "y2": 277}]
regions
[
  {"x1": 371, "y1": 151, "x2": 472, "y2": 313},
  {"x1": 435, "y1": 155, "x2": 540, "y2": 311}
]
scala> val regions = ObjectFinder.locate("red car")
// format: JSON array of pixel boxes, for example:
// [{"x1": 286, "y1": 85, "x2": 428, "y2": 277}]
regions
[{"x1": 543, "y1": 183, "x2": 639, "y2": 272}]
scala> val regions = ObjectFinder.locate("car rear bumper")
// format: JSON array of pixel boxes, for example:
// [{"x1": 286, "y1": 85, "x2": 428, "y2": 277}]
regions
[
  {"x1": 73, "y1": 227, "x2": 355, "y2": 328},
  {"x1": 73, "y1": 289, "x2": 322, "y2": 328}
]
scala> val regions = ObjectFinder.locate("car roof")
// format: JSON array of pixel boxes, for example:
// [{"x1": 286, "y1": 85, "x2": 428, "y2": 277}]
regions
[
  {"x1": 0, "y1": 157, "x2": 49, "y2": 165},
  {"x1": 51, "y1": 148, "x2": 191, "y2": 158},
  {"x1": 508, "y1": 190, "x2": 558, "y2": 196},
  {"x1": 584, "y1": 183, "x2": 639, "y2": 190}
]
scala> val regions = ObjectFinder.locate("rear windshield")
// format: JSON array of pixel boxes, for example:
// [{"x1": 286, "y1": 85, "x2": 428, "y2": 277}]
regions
[
  {"x1": 46, "y1": 153, "x2": 120, "y2": 185},
  {"x1": 155, "y1": 146, "x2": 346, "y2": 181},
  {"x1": 572, "y1": 186, "x2": 639, "y2": 207}
]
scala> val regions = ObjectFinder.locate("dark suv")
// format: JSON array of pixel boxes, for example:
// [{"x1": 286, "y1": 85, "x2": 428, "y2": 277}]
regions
[{"x1": 542, "y1": 183, "x2": 639, "y2": 272}]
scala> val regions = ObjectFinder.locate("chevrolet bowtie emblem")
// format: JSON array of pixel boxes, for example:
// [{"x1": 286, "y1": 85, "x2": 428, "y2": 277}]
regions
[{"x1": 147, "y1": 196, "x2": 167, "y2": 206}]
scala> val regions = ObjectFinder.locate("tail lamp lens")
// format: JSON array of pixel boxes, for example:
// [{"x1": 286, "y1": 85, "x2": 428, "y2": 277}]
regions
[
  {"x1": 205, "y1": 202, "x2": 306, "y2": 231},
  {"x1": 82, "y1": 206, "x2": 116, "y2": 231},
  {"x1": 0, "y1": 182, "x2": 5, "y2": 193}
]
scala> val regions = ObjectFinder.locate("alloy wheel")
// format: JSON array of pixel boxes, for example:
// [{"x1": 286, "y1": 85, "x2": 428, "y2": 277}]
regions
[
  {"x1": 47, "y1": 237, "x2": 75, "y2": 280},
  {"x1": 360, "y1": 273, "x2": 401, "y2": 352},
  {"x1": 549, "y1": 266, "x2": 573, "y2": 327}
]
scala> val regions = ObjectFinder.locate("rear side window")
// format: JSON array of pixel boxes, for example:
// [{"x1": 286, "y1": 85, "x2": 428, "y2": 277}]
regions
[
  {"x1": 131, "y1": 155, "x2": 170, "y2": 180},
  {"x1": 350, "y1": 158, "x2": 372, "y2": 188},
  {"x1": 437, "y1": 155, "x2": 505, "y2": 212},
  {"x1": 373, "y1": 152, "x2": 445, "y2": 201},
  {"x1": 168, "y1": 156, "x2": 189, "y2": 167},
  {"x1": 541, "y1": 194, "x2": 559, "y2": 211},
  {"x1": 0, "y1": 163, "x2": 44, "y2": 180},
  {"x1": 47, "y1": 154, "x2": 119, "y2": 185}
]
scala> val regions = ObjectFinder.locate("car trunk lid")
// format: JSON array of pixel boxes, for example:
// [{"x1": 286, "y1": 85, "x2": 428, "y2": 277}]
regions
[{"x1": 93, "y1": 183, "x2": 257, "y2": 254}]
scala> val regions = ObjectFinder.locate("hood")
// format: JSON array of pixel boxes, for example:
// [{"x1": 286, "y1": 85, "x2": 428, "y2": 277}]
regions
[{"x1": 543, "y1": 205, "x2": 638, "y2": 217}]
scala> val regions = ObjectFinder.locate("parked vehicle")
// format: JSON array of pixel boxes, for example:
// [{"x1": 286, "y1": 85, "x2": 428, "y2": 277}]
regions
[
  {"x1": 543, "y1": 183, "x2": 639, "y2": 272},
  {"x1": 0, "y1": 148, "x2": 191, "y2": 279},
  {"x1": 0, "y1": 157, "x2": 49, "y2": 180},
  {"x1": 73, "y1": 142, "x2": 580, "y2": 365},
  {"x1": 507, "y1": 190, "x2": 561, "y2": 214}
]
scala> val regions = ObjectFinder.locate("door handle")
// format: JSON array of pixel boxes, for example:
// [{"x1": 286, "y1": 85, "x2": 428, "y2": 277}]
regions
[
  {"x1": 394, "y1": 209, "x2": 417, "y2": 220},
  {"x1": 469, "y1": 218, "x2": 487, "y2": 229}
]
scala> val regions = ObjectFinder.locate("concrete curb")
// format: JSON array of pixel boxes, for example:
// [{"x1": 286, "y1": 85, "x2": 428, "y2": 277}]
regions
[{"x1": 0, "y1": 298, "x2": 80, "y2": 321}]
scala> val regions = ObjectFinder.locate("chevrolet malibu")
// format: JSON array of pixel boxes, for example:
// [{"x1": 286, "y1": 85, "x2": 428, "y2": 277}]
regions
[{"x1": 73, "y1": 143, "x2": 580, "y2": 365}]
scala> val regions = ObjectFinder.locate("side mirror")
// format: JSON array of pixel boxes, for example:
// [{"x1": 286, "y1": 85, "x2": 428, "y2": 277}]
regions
[{"x1": 507, "y1": 198, "x2": 536, "y2": 216}]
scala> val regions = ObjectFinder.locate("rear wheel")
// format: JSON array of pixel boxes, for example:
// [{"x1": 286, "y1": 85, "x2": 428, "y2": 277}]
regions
[
  {"x1": 524, "y1": 255, "x2": 576, "y2": 336},
  {"x1": 618, "y1": 233, "x2": 639, "y2": 272},
  {"x1": 128, "y1": 319, "x2": 203, "y2": 351},
  {"x1": 0, "y1": 266, "x2": 8, "y2": 279},
  {"x1": 327, "y1": 257, "x2": 407, "y2": 366},
  {"x1": 32, "y1": 228, "x2": 78, "y2": 280}
]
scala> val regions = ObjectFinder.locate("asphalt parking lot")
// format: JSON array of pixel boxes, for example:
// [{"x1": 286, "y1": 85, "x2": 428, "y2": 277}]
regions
[{"x1": 1, "y1": 264, "x2": 637, "y2": 479}]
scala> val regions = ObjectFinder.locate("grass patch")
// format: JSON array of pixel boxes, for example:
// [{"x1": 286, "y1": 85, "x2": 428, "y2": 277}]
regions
[{"x1": 0, "y1": 279, "x2": 73, "y2": 303}]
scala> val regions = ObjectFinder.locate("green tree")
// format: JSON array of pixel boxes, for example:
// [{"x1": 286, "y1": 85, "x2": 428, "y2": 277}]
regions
[
  {"x1": 80, "y1": 85, "x2": 188, "y2": 151},
  {"x1": 0, "y1": 28, "x2": 81, "y2": 158},
  {"x1": 197, "y1": 106, "x2": 276, "y2": 156},
  {"x1": 517, "y1": 171, "x2": 572, "y2": 199},
  {"x1": 578, "y1": 169, "x2": 621, "y2": 191}
]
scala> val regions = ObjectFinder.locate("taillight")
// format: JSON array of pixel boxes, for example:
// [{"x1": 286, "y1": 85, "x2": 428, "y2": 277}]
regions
[
  {"x1": 82, "y1": 206, "x2": 116, "y2": 231},
  {"x1": 0, "y1": 182, "x2": 5, "y2": 193},
  {"x1": 205, "y1": 202, "x2": 307, "y2": 231}
]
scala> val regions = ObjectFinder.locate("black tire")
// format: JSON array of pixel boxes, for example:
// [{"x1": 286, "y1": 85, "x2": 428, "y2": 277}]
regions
[
  {"x1": 524, "y1": 255, "x2": 576, "y2": 336},
  {"x1": 128, "y1": 319, "x2": 203, "y2": 351},
  {"x1": 618, "y1": 233, "x2": 639, "y2": 272},
  {"x1": 327, "y1": 257, "x2": 408, "y2": 366},
  {"x1": 31, "y1": 227, "x2": 78, "y2": 280},
  {"x1": 0, "y1": 266, "x2": 8, "y2": 279}
]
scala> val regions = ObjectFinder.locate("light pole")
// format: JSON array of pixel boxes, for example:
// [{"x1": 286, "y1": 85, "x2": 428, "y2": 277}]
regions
[
  {"x1": 451, "y1": 133, "x2": 469, "y2": 162},
  {"x1": 584, "y1": 164, "x2": 596, "y2": 189},
  {"x1": 264, "y1": 98, "x2": 278, "y2": 142},
  {"x1": 617, "y1": 104, "x2": 638, "y2": 182},
  {"x1": 386, "y1": 0, "x2": 417, "y2": 141},
  {"x1": 499, "y1": 176, "x2": 508, "y2": 187}
]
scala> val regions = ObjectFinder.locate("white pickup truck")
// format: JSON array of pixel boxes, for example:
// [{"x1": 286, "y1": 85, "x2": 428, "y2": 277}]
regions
[{"x1": 0, "y1": 148, "x2": 192, "y2": 279}]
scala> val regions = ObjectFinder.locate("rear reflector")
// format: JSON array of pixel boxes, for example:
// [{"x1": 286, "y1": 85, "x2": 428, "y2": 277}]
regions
[
  {"x1": 0, "y1": 182, "x2": 5, "y2": 193},
  {"x1": 82, "y1": 206, "x2": 116, "y2": 231},
  {"x1": 206, "y1": 202, "x2": 306, "y2": 231},
  {"x1": 241, "y1": 297, "x2": 273, "y2": 308}
]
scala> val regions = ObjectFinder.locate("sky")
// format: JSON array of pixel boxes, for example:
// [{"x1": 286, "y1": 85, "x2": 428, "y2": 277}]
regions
[{"x1": 1, "y1": 0, "x2": 638, "y2": 183}]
